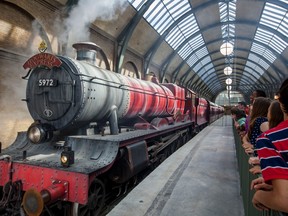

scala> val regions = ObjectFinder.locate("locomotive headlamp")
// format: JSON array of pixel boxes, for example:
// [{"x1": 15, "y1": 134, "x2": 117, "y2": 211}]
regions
[
  {"x1": 61, "y1": 146, "x2": 74, "y2": 167},
  {"x1": 27, "y1": 125, "x2": 44, "y2": 144},
  {"x1": 27, "y1": 123, "x2": 53, "y2": 144}
]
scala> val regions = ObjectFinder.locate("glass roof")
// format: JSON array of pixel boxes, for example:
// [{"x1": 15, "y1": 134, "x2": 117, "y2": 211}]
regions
[
  {"x1": 127, "y1": 0, "x2": 288, "y2": 99},
  {"x1": 128, "y1": 0, "x2": 214, "y2": 91},
  {"x1": 240, "y1": 1, "x2": 288, "y2": 88}
]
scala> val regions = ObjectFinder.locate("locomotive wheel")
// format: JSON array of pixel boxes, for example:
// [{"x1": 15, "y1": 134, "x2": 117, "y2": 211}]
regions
[{"x1": 72, "y1": 179, "x2": 106, "y2": 216}]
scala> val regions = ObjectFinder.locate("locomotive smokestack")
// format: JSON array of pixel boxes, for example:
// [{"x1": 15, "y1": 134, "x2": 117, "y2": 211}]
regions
[{"x1": 72, "y1": 42, "x2": 101, "y2": 65}]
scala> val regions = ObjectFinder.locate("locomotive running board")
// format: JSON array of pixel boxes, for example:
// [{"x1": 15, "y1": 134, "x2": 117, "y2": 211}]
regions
[{"x1": 0, "y1": 132, "x2": 119, "y2": 175}]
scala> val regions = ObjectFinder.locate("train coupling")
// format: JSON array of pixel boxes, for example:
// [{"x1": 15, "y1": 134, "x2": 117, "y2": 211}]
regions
[{"x1": 22, "y1": 180, "x2": 68, "y2": 216}]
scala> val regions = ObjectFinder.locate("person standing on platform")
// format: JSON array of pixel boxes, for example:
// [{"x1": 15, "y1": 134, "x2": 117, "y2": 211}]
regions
[
  {"x1": 251, "y1": 79, "x2": 288, "y2": 213},
  {"x1": 248, "y1": 100, "x2": 284, "y2": 174},
  {"x1": 242, "y1": 97, "x2": 271, "y2": 154},
  {"x1": 244, "y1": 90, "x2": 267, "y2": 133},
  {"x1": 238, "y1": 101, "x2": 249, "y2": 116}
]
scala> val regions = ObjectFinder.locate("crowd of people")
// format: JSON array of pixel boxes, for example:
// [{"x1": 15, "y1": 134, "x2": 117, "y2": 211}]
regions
[{"x1": 232, "y1": 79, "x2": 288, "y2": 213}]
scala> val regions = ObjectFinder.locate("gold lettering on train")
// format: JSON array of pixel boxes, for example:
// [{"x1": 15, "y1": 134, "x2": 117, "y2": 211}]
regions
[{"x1": 23, "y1": 53, "x2": 62, "y2": 69}]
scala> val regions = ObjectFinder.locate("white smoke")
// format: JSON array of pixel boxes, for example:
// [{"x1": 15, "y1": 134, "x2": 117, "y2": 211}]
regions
[{"x1": 58, "y1": 0, "x2": 128, "y2": 55}]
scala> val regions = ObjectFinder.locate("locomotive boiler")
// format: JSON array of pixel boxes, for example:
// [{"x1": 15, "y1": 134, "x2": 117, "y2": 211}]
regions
[{"x1": 0, "y1": 42, "x2": 223, "y2": 216}]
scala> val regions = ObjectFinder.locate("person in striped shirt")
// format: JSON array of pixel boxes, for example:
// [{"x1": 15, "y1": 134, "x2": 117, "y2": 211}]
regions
[{"x1": 251, "y1": 79, "x2": 288, "y2": 213}]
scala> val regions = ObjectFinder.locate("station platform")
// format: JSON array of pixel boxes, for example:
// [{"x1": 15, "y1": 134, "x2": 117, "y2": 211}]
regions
[{"x1": 107, "y1": 115, "x2": 244, "y2": 216}]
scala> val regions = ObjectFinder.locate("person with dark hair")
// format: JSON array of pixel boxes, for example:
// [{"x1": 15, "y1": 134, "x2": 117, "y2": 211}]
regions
[
  {"x1": 251, "y1": 79, "x2": 288, "y2": 213},
  {"x1": 250, "y1": 90, "x2": 267, "y2": 104},
  {"x1": 235, "y1": 109, "x2": 246, "y2": 132},
  {"x1": 231, "y1": 107, "x2": 246, "y2": 133},
  {"x1": 238, "y1": 101, "x2": 249, "y2": 116},
  {"x1": 238, "y1": 101, "x2": 246, "y2": 110},
  {"x1": 248, "y1": 100, "x2": 284, "y2": 174},
  {"x1": 242, "y1": 97, "x2": 271, "y2": 154},
  {"x1": 268, "y1": 100, "x2": 284, "y2": 129},
  {"x1": 244, "y1": 90, "x2": 267, "y2": 133},
  {"x1": 247, "y1": 97, "x2": 271, "y2": 145}
]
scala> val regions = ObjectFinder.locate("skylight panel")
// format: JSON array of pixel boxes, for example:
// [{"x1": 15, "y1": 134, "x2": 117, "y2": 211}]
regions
[
  {"x1": 247, "y1": 54, "x2": 266, "y2": 75},
  {"x1": 158, "y1": 18, "x2": 175, "y2": 34},
  {"x1": 197, "y1": 68, "x2": 206, "y2": 79},
  {"x1": 166, "y1": 15, "x2": 198, "y2": 49},
  {"x1": 166, "y1": 0, "x2": 190, "y2": 20},
  {"x1": 128, "y1": 0, "x2": 216, "y2": 90},
  {"x1": 205, "y1": 63, "x2": 214, "y2": 73},
  {"x1": 201, "y1": 56, "x2": 211, "y2": 66},
  {"x1": 178, "y1": 15, "x2": 198, "y2": 33},
  {"x1": 194, "y1": 62, "x2": 203, "y2": 75},
  {"x1": 187, "y1": 55, "x2": 199, "y2": 67},
  {"x1": 148, "y1": 5, "x2": 167, "y2": 26},
  {"x1": 254, "y1": 28, "x2": 273, "y2": 44},
  {"x1": 255, "y1": 27, "x2": 288, "y2": 54},
  {"x1": 178, "y1": 35, "x2": 204, "y2": 58},
  {"x1": 143, "y1": 0, "x2": 191, "y2": 34},
  {"x1": 154, "y1": 13, "x2": 172, "y2": 33},
  {"x1": 258, "y1": 2, "x2": 288, "y2": 54},
  {"x1": 243, "y1": 66, "x2": 260, "y2": 80},
  {"x1": 195, "y1": 47, "x2": 209, "y2": 60},
  {"x1": 258, "y1": 59, "x2": 270, "y2": 70},
  {"x1": 251, "y1": 43, "x2": 276, "y2": 63},
  {"x1": 269, "y1": 34, "x2": 288, "y2": 53},
  {"x1": 145, "y1": 0, "x2": 162, "y2": 19},
  {"x1": 190, "y1": 36, "x2": 204, "y2": 50},
  {"x1": 278, "y1": 17, "x2": 288, "y2": 35},
  {"x1": 219, "y1": 3, "x2": 228, "y2": 21},
  {"x1": 202, "y1": 69, "x2": 215, "y2": 81},
  {"x1": 196, "y1": 62, "x2": 213, "y2": 81},
  {"x1": 179, "y1": 45, "x2": 192, "y2": 59},
  {"x1": 219, "y1": 1, "x2": 237, "y2": 45},
  {"x1": 128, "y1": 0, "x2": 147, "y2": 10}
]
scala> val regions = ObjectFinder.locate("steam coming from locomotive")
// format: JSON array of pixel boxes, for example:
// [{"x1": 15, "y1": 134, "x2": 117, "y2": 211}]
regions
[{"x1": 58, "y1": 0, "x2": 127, "y2": 54}]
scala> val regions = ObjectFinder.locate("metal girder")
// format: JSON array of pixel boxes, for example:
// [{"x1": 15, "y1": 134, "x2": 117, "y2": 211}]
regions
[
  {"x1": 192, "y1": 60, "x2": 277, "y2": 91},
  {"x1": 143, "y1": 0, "x2": 287, "y2": 79},
  {"x1": 200, "y1": 76, "x2": 257, "y2": 96},
  {"x1": 173, "y1": 36, "x2": 287, "y2": 84},
  {"x1": 192, "y1": 60, "x2": 271, "y2": 88},
  {"x1": 115, "y1": 0, "x2": 154, "y2": 73},
  {"x1": 210, "y1": 80, "x2": 280, "y2": 102},
  {"x1": 194, "y1": 74, "x2": 259, "y2": 98},
  {"x1": 196, "y1": 72, "x2": 260, "y2": 93},
  {"x1": 200, "y1": 73, "x2": 275, "y2": 98},
  {"x1": 204, "y1": 76, "x2": 255, "y2": 94},
  {"x1": 143, "y1": 0, "x2": 219, "y2": 75},
  {"x1": 159, "y1": 19, "x2": 287, "y2": 82},
  {"x1": 182, "y1": 49, "x2": 282, "y2": 94},
  {"x1": 186, "y1": 58, "x2": 276, "y2": 96},
  {"x1": 197, "y1": 68, "x2": 261, "y2": 94}
]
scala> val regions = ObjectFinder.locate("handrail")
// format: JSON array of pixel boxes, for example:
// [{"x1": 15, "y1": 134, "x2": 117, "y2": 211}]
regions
[{"x1": 232, "y1": 120, "x2": 288, "y2": 216}]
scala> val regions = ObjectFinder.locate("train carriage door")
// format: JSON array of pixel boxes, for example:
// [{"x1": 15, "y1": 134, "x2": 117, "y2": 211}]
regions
[
  {"x1": 184, "y1": 88, "x2": 196, "y2": 123},
  {"x1": 207, "y1": 100, "x2": 211, "y2": 123}
]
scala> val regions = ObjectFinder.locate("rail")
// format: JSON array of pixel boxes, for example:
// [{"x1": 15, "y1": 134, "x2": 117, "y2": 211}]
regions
[{"x1": 233, "y1": 121, "x2": 288, "y2": 216}]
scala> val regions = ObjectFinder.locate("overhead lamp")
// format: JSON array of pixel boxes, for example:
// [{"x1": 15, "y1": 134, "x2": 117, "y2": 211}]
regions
[
  {"x1": 226, "y1": 85, "x2": 232, "y2": 90},
  {"x1": 225, "y1": 78, "x2": 232, "y2": 85},
  {"x1": 223, "y1": 66, "x2": 232, "y2": 75},
  {"x1": 220, "y1": 42, "x2": 234, "y2": 56}
]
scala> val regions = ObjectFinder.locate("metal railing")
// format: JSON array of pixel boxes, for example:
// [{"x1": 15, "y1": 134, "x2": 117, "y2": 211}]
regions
[{"x1": 233, "y1": 124, "x2": 288, "y2": 216}]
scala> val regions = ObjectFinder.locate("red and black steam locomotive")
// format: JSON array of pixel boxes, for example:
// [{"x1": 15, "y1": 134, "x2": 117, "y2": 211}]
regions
[{"x1": 0, "y1": 42, "x2": 223, "y2": 216}]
